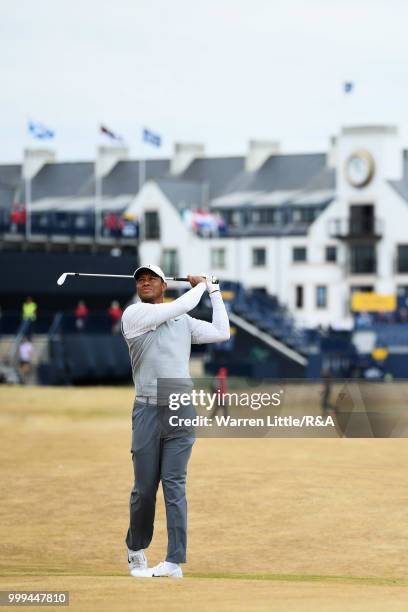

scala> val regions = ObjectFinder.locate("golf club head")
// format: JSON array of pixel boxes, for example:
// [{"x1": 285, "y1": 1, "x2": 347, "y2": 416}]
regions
[{"x1": 57, "y1": 273, "x2": 68, "y2": 286}]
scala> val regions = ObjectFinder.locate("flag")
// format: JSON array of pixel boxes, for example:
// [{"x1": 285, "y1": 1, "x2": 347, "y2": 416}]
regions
[
  {"x1": 143, "y1": 127, "x2": 161, "y2": 147},
  {"x1": 344, "y1": 82, "x2": 354, "y2": 94},
  {"x1": 28, "y1": 120, "x2": 55, "y2": 139},
  {"x1": 100, "y1": 124, "x2": 124, "y2": 143}
]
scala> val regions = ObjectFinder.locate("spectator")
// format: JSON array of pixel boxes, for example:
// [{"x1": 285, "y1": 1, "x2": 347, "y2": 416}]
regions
[
  {"x1": 10, "y1": 206, "x2": 26, "y2": 233},
  {"x1": 210, "y1": 367, "x2": 229, "y2": 417},
  {"x1": 399, "y1": 307, "x2": 408, "y2": 323},
  {"x1": 18, "y1": 336, "x2": 33, "y2": 384},
  {"x1": 75, "y1": 300, "x2": 89, "y2": 331},
  {"x1": 320, "y1": 366, "x2": 337, "y2": 415},
  {"x1": 103, "y1": 212, "x2": 118, "y2": 237},
  {"x1": 355, "y1": 311, "x2": 373, "y2": 329},
  {"x1": 108, "y1": 300, "x2": 123, "y2": 334},
  {"x1": 22, "y1": 296, "x2": 37, "y2": 335}
]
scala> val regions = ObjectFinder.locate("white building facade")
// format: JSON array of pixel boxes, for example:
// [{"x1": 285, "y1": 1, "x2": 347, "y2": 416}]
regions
[{"x1": 126, "y1": 126, "x2": 408, "y2": 329}]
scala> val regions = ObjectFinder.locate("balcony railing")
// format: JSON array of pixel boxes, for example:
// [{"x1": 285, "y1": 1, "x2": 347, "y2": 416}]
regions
[
  {"x1": 328, "y1": 217, "x2": 383, "y2": 240},
  {"x1": 0, "y1": 210, "x2": 139, "y2": 243}
]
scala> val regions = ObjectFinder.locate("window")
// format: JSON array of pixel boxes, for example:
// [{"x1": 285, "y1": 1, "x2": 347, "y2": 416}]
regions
[
  {"x1": 316, "y1": 286, "x2": 327, "y2": 308},
  {"x1": 293, "y1": 247, "x2": 307, "y2": 262},
  {"x1": 295, "y1": 285, "x2": 304, "y2": 309},
  {"x1": 222, "y1": 210, "x2": 241, "y2": 228},
  {"x1": 252, "y1": 247, "x2": 266, "y2": 267},
  {"x1": 250, "y1": 208, "x2": 277, "y2": 225},
  {"x1": 397, "y1": 245, "x2": 408, "y2": 273},
  {"x1": 253, "y1": 287, "x2": 267, "y2": 294},
  {"x1": 161, "y1": 249, "x2": 179, "y2": 276},
  {"x1": 350, "y1": 245, "x2": 376, "y2": 274},
  {"x1": 350, "y1": 204, "x2": 375, "y2": 236},
  {"x1": 144, "y1": 211, "x2": 160, "y2": 239},
  {"x1": 211, "y1": 248, "x2": 226, "y2": 269},
  {"x1": 325, "y1": 246, "x2": 337, "y2": 262},
  {"x1": 292, "y1": 207, "x2": 317, "y2": 224},
  {"x1": 397, "y1": 286, "x2": 408, "y2": 297},
  {"x1": 350, "y1": 285, "x2": 374, "y2": 293}
]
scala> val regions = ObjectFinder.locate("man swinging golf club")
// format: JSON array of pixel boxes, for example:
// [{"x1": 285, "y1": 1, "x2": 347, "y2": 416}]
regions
[{"x1": 121, "y1": 264, "x2": 230, "y2": 578}]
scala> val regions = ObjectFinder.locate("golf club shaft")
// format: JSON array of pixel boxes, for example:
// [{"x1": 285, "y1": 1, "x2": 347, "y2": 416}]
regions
[
  {"x1": 58, "y1": 272, "x2": 219, "y2": 285},
  {"x1": 70, "y1": 273, "x2": 133, "y2": 280}
]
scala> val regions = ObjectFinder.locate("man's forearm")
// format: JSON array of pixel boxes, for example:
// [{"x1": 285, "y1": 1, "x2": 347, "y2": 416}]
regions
[
  {"x1": 209, "y1": 291, "x2": 230, "y2": 338},
  {"x1": 188, "y1": 290, "x2": 230, "y2": 344}
]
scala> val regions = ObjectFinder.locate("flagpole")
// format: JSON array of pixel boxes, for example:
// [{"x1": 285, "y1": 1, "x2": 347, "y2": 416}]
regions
[
  {"x1": 25, "y1": 176, "x2": 31, "y2": 241},
  {"x1": 139, "y1": 132, "x2": 145, "y2": 192},
  {"x1": 95, "y1": 169, "x2": 102, "y2": 242}
]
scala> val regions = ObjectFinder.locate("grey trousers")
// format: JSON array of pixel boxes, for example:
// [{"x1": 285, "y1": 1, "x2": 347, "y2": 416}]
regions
[{"x1": 125, "y1": 398, "x2": 196, "y2": 563}]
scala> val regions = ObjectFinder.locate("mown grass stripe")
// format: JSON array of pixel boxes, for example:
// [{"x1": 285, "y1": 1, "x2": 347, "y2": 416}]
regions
[
  {"x1": 184, "y1": 572, "x2": 408, "y2": 586},
  {"x1": 0, "y1": 571, "x2": 407, "y2": 587}
]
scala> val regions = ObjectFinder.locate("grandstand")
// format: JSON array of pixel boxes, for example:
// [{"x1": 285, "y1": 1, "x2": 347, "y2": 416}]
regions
[{"x1": 2, "y1": 125, "x2": 408, "y2": 383}]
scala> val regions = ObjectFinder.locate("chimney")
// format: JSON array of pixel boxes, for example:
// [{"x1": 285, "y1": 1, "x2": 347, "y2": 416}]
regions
[
  {"x1": 95, "y1": 145, "x2": 129, "y2": 178},
  {"x1": 246, "y1": 140, "x2": 280, "y2": 172},
  {"x1": 23, "y1": 148, "x2": 56, "y2": 180},
  {"x1": 171, "y1": 143, "x2": 205, "y2": 175},
  {"x1": 327, "y1": 135, "x2": 337, "y2": 169}
]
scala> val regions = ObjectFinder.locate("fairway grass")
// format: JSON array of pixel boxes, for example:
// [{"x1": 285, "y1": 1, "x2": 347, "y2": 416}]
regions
[{"x1": 1, "y1": 385, "x2": 407, "y2": 611}]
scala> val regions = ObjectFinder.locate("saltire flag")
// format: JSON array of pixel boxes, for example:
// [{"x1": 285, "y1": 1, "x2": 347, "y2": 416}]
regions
[
  {"x1": 143, "y1": 127, "x2": 161, "y2": 147},
  {"x1": 100, "y1": 124, "x2": 124, "y2": 143},
  {"x1": 344, "y1": 82, "x2": 354, "y2": 94},
  {"x1": 28, "y1": 120, "x2": 55, "y2": 139}
]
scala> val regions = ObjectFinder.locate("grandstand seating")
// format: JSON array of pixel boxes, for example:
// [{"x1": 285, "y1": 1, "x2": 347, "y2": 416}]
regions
[
  {"x1": 372, "y1": 323, "x2": 408, "y2": 347},
  {"x1": 3, "y1": 281, "x2": 408, "y2": 384},
  {"x1": 219, "y1": 281, "x2": 309, "y2": 352},
  {"x1": 41, "y1": 334, "x2": 131, "y2": 384}
]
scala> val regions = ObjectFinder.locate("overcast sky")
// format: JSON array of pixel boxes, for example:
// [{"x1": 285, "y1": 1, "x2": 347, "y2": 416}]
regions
[{"x1": 0, "y1": 0, "x2": 407, "y2": 163}]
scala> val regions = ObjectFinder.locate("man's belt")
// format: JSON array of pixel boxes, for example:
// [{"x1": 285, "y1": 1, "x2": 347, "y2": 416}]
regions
[{"x1": 136, "y1": 396, "x2": 169, "y2": 407}]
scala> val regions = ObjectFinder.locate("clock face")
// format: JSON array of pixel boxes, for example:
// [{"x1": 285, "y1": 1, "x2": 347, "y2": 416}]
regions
[{"x1": 345, "y1": 150, "x2": 375, "y2": 188}]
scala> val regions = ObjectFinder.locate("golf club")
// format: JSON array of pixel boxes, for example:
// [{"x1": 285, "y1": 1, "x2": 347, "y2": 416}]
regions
[{"x1": 57, "y1": 272, "x2": 219, "y2": 286}]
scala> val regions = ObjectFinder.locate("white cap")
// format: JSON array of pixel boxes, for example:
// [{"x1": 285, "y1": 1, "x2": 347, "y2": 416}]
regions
[{"x1": 133, "y1": 264, "x2": 166, "y2": 282}]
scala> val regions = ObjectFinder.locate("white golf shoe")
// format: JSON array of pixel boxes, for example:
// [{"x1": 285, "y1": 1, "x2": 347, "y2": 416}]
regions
[
  {"x1": 151, "y1": 561, "x2": 183, "y2": 578},
  {"x1": 128, "y1": 548, "x2": 149, "y2": 577}
]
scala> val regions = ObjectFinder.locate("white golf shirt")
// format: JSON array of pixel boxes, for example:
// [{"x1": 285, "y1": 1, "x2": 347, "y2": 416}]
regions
[{"x1": 121, "y1": 282, "x2": 230, "y2": 400}]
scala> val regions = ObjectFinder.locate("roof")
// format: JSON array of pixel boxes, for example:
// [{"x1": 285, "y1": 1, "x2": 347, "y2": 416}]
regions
[
  {"x1": 156, "y1": 153, "x2": 335, "y2": 212},
  {"x1": 220, "y1": 153, "x2": 333, "y2": 194},
  {"x1": 0, "y1": 164, "x2": 21, "y2": 189},
  {"x1": 33, "y1": 162, "x2": 94, "y2": 199},
  {"x1": 0, "y1": 151, "x2": 337, "y2": 217},
  {"x1": 0, "y1": 164, "x2": 22, "y2": 210},
  {"x1": 388, "y1": 150, "x2": 408, "y2": 202},
  {"x1": 30, "y1": 195, "x2": 133, "y2": 213},
  {"x1": 101, "y1": 159, "x2": 170, "y2": 196},
  {"x1": 156, "y1": 179, "x2": 205, "y2": 212},
  {"x1": 178, "y1": 156, "x2": 245, "y2": 199},
  {"x1": 27, "y1": 159, "x2": 170, "y2": 200}
]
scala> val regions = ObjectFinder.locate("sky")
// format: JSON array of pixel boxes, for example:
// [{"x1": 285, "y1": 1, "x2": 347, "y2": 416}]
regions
[{"x1": 0, "y1": 0, "x2": 407, "y2": 163}]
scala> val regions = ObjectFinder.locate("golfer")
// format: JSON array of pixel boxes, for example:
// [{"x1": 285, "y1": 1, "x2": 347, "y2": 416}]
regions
[{"x1": 121, "y1": 264, "x2": 230, "y2": 578}]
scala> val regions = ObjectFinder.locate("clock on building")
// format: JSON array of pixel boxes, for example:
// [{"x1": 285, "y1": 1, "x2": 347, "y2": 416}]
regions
[{"x1": 345, "y1": 150, "x2": 375, "y2": 188}]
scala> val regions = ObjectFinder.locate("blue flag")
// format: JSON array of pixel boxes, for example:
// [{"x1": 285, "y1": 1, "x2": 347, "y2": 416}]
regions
[
  {"x1": 344, "y1": 82, "x2": 354, "y2": 94},
  {"x1": 143, "y1": 127, "x2": 161, "y2": 147},
  {"x1": 28, "y1": 120, "x2": 55, "y2": 139}
]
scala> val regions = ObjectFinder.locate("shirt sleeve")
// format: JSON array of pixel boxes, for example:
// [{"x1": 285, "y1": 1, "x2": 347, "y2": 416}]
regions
[
  {"x1": 187, "y1": 291, "x2": 230, "y2": 344},
  {"x1": 122, "y1": 282, "x2": 207, "y2": 339}
]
